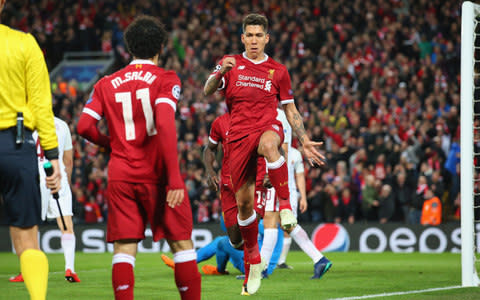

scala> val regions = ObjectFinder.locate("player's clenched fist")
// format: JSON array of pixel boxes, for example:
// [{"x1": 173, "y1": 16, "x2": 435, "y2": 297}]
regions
[{"x1": 220, "y1": 57, "x2": 236, "y2": 75}]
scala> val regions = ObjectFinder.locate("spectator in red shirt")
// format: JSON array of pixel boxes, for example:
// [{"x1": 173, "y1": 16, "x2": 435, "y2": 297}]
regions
[{"x1": 84, "y1": 196, "x2": 103, "y2": 224}]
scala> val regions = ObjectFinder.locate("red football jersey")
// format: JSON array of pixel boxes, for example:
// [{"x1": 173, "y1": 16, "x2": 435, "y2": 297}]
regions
[
  {"x1": 208, "y1": 113, "x2": 231, "y2": 182},
  {"x1": 211, "y1": 53, "x2": 294, "y2": 141},
  {"x1": 83, "y1": 60, "x2": 181, "y2": 183}
]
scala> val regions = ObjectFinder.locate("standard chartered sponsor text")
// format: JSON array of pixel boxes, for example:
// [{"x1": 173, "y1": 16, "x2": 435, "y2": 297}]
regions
[
  {"x1": 238, "y1": 74, "x2": 265, "y2": 83},
  {"x1": 236, "y1": 81, "x2": 264, "y2": 88}
]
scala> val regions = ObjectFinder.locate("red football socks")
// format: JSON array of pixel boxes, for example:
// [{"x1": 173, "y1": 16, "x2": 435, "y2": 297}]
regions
[
  {"x1": 112, "y1": 262, "x2": 134, "y2": 300},
  {"x1": 238, "y1": 212, "x2": 261, "y2": 264},
  {"x1": 174, "y1": 250, "x2": 201, "y2": 300},
  {"x1": 243, "y1": 248, "x2": 250, "y2": 286},
  {"x1": 267, "y1": 157, "x2": 291, "y2": 210}
]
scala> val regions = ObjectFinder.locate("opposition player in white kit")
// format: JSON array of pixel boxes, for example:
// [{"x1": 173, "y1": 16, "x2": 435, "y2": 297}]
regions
[
  {"x1": 10, "y1": 117, "x2": 80, "y2": 283},
  {"x1": 277, "y1": 146, "x2": 307, "y2": 269},
  {"x1": 38, "y1": 117, "x2": 80, "y2": 282},
  {"x1": 260, "y1": 109, "x2": 332, "y2": 279}
]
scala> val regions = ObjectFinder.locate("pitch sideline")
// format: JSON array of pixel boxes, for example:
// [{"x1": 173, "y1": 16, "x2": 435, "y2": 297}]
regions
[{"x1": 328, "y1": 285, "x2": 463, "y2": 300}]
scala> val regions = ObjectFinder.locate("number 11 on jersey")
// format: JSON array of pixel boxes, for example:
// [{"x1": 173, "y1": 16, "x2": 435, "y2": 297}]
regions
[{"x1": 115, "y1": 87, "x2": 157, "y2": 141}]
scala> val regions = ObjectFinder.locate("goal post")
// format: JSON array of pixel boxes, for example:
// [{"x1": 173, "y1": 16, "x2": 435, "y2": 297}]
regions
[{"x1": 461, "y1": 0, "x2": 480, "y2": 288}]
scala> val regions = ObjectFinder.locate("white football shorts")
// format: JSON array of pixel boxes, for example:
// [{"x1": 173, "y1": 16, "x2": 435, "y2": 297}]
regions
[
  {"x1": 40, "y1": 176, "x2": 73, "y2": 220},
  {"x1": 264, "y1": 187, "x2": 300, "y2": 218},
  {"x1": 264, "y1": 187, "x2": 278, "y2": 213}
]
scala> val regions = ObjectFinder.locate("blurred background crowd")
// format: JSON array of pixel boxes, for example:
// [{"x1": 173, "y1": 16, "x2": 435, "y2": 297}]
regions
[{"x1": 1, "y1": 0, "x2": 464, "y2": 225}]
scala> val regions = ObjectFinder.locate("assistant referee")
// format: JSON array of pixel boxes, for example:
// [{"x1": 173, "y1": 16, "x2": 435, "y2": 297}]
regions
[{"x1": 0, "y1": 0, "x2": 61, "y2": 299}]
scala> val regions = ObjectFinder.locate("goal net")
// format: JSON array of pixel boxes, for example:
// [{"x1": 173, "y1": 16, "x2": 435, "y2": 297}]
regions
[{"x1": 461, "y1": 0, "x2": 480, "y2": 287}]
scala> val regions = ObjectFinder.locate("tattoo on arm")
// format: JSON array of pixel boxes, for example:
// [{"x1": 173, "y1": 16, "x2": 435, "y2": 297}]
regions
[
  {"x1": 289, "y1": 109, "x2": 307, "y2": 145},
  {"x1": 204, "y1": 76, "x2": 222, "y2": 96}
]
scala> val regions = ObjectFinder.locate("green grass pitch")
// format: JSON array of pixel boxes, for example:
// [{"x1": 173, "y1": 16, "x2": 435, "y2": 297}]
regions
[{"x1": 0, "y1": 251, "x2": 478, "y2": 299}]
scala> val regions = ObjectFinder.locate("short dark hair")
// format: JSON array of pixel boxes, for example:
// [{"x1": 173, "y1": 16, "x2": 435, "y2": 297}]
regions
[
  {"x1": 242, "y1": 14, "x2": 268, "y2": 33},
  {"x1": 124, "y1": 15, "x2": 167, "y2": 59}
]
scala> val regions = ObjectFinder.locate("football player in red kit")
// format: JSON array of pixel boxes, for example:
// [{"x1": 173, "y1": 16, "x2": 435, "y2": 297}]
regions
[
  {"x1": 205, "y1": 113, "x2": 267, "y2": 240},
  {"x1": 203, "y1": 13, "x2": 325, "y2": 295},
  {"x1": 204, "y1": 112, "x2": 270, "y2": 295},
  {"x1": 77, "y1": 16, "x2": 200, "y2": 300}
]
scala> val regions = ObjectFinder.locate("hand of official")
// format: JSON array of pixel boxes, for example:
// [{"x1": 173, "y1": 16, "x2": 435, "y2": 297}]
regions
[
  {"x1": 46, "y1": 159, "x2": 62, "y2": 194},
  {"x1": 220, "y1": 57, "x2": 236, "y2": 75},
  {"x1": 302, "y1": 140, "x2": 326, "y2": 167},
  {"x1": 166, "y1": 188, "x2": 184, "y2": 208},
  {"x1": 207, "y1": 172, "x2": 219, "y2": 192}
]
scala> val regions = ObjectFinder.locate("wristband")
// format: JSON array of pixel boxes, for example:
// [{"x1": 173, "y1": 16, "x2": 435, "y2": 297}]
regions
[{"x1": 44, "y1": 147, "x2": 59, "y2": 160}]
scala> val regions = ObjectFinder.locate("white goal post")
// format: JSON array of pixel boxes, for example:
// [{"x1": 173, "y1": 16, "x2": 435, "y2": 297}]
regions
[{"x1": 461, "y1": 0, "x2": 480, "y2": 287}]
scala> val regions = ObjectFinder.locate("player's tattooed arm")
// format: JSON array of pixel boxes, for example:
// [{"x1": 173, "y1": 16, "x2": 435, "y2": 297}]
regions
[
  {"x1": 204, "y1": 57, "x2": 236, "y2": 96},
  {"x1": 284, "y1": 102, "x2": 308, "y2": 144},
  {"x1": 284, "y1": 102, "x2": 326, "y2": 167},
  {"x1": 204, "y1": 75, "x2": 222, "y2": 96}
]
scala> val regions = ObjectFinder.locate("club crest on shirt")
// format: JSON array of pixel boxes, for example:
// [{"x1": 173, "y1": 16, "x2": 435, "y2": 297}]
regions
[{"x1": 268, "y1": 69, "x2": 275, "y2": 79}]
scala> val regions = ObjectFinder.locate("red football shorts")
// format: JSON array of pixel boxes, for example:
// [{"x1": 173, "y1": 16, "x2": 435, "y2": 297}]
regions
[
  {"x1": 254, "y1": 183, "x2": 267, "y2": 218},
  {"x1": 228, "y1": 121, "x2": 284, "y2": 193},
  {"x1": 221, "y1": 179, "x2": 267, "y2": 226},
  {"x1": 106, "y1": 181, "x2": 193, "y2": 243},
  {"x1": 220, "y1": 176, "x2": 238, "y2": 228}
]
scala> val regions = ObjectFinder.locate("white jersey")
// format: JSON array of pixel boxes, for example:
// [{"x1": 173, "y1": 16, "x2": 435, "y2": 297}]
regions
[
  {"x1": 289, "y1": 148, "x2": 304, "y2": 175},
  {"x1": 288, "y1": 147, "x2": 304, "y2": 199},
  {"x1": 33, "y1": 117, "x2": 73, "y2": 220},
  {"x1": 276, "y1": 108, "x2": 292, "y2": 146}
]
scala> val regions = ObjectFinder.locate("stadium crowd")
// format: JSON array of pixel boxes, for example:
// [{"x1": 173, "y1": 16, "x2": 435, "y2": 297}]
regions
[{"x1": 1, "y1": 0, "x2": 462, "y2": 225}]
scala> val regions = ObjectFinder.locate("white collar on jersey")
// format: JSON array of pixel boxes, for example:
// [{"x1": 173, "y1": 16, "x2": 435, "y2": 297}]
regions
[
  {"x1": 242, "y1": 52, "x2": 269, "y2": 64},
  {"x1": 129, "y1": 59, "x2": 155, "y2": 65}
]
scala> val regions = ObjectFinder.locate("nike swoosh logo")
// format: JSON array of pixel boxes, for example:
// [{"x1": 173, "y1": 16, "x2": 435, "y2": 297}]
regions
[{"x1": 116, "y1": 284, "x2": 129, "y2": 291}]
